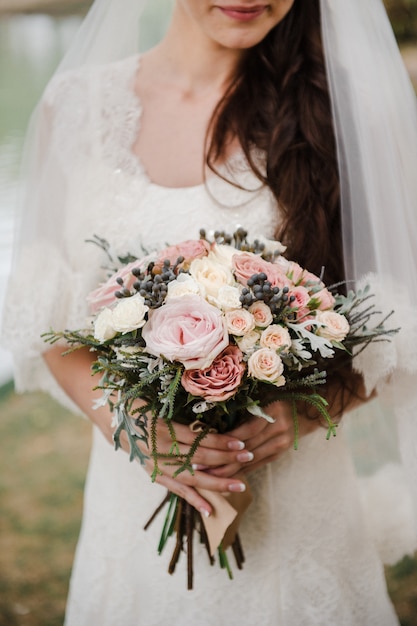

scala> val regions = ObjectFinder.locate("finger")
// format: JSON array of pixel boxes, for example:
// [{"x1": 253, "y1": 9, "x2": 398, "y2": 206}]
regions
[
  {"x1": 153, "y1": 474, "x2": 213, "y2": 517},
  {"x1": 247, "y1": 434, "x2": 293, "y2": 466},
  {"x1": 227, "y1": 416, "x2": 270, "y2": 441},
  {"x1": 172, "y1": 445, "x2": 253, "y2": 468},
  {"x1": 163, "y1": 422, "x2": 246, "y2": 451},
  {"x1": 155, "y1": 460, "x2": 247, "y2": 495},
  {"x1": 208, "y1": 432, "x2": 292, "y2": 477},
  {"x1": 205, "y1": 462, "x2": 243, "y2": 478},
  {"x1": 239, "y1": 454, "x2": 282, "y2": 475}
]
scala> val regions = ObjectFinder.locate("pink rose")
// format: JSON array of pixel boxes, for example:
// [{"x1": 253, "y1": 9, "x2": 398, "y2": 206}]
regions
[
  {"x1": 141, "y1": 294, "x2": 229, "y2": 370},
  {"x1": 288, "y1": 286, "x2": 312, "y2": 321},
  {"x1": 87, "y1": 260, "x2": 143, "y2": 314},
  {"x1": 156, "y1": 239, "x2": 211, "y2": 270},
  {"x1": 286, "y1": 261, "x2": 305, "y2": 285},
  {"x1": 312, "y1": 287, "x2": 336, "y2": 311},
  {"x1": 181, "y1": 346, "x2": 245, "y2": 402},
  {"x1": 300, "y1": 270, "x2": 323, "y2": 289},
  {"x1": 232, "y1": 252, "x2": 290, "y2": 289}
]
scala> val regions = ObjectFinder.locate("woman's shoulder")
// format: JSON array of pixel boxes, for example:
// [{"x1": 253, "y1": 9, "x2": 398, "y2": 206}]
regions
[
  {"x1": 43, "y1": 54, "x2": 140, "y2": 110},
  {"x1": 39, "y1": 55, "x2": 141, "y2": 166}
]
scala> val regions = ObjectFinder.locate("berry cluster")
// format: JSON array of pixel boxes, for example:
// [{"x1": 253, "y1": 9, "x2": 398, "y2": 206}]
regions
[
  {"x1": 200, "y1": 227, "x2": 280, "y2": 261},
  {"x1": 240, "y1": 273, "x2": 293, "y2": 315},
  {"x1": 115, "y1": 258, "x2": 184, "y2": 309}
]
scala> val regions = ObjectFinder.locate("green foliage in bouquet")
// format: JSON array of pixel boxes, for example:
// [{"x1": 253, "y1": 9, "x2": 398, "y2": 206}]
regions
[{"x1": 42, "y1": 227, "x2": 399, "y2": 588}]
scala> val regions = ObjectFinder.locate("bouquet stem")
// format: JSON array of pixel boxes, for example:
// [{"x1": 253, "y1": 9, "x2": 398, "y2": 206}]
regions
[{"x1": 144, "y1": 492, "x2": 245, "y2": 590}]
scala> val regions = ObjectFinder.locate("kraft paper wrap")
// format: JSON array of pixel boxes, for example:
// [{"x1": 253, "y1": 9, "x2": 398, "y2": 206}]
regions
[{"x1": 198, "y1": 479, "x2": 253, "y2": 556}]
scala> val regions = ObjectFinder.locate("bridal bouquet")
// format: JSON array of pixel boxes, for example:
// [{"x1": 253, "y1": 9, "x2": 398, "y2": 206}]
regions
[{"x1": 43, "y1": 228, "x2": 396, "y2": 589}]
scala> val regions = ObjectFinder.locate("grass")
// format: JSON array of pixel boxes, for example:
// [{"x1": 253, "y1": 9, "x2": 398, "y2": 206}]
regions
[
  {"x1": 0, "y1": 381, "x2": 90, "y2": 626},
  {"x1": 0, "y1": 381, "x2": 416, "y2": 625}
]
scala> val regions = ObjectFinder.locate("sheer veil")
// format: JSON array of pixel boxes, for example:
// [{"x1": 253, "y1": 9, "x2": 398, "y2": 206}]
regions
[{"x1": 3, "y1": 0, "x2": 417, "y2": 561}]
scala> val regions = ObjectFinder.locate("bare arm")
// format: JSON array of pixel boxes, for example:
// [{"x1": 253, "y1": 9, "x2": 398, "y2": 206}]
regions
[{"x1": 43, "y1": 345, "x2": 251, "y2": 515}]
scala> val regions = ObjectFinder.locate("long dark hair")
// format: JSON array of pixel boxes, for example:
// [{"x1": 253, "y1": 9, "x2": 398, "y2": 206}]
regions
[
  {"x1": 207, "y1": 0, "x2": 342, "y2": 288},
  {"x1": 207, "y1": 0, "x2": 363, "y2": 412}
]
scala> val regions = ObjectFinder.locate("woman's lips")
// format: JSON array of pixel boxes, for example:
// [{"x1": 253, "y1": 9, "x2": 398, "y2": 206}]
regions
[{"x1": 217, "y1": 5, "x2": 267, "y2": 22}]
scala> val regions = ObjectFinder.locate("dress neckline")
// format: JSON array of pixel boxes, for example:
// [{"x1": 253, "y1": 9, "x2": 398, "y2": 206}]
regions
[
  {"x1": 124, "y1": 54, "x2": 208, "y2": 192},
  {"x1": 99, "y1": 54, "x2": 266, "y2": 206},
  {"x1": 125, "y1": 54, "x2": 258, "y2": 193}
]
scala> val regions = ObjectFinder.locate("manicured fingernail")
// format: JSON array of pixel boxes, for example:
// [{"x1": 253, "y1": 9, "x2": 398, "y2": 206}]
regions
[
  {"x1": 228, "y1": 482, "x2": 246, "y2": 493},
  {"x1": 237, "y1": 451, "x2": 254, "y2": 463},
  {"x1": 192, "y1": 464, "x2": 208, "y2": 471},
  {"x1": 227, "y1": 440, "x2": 245, "y2": 451},
  {"x1": 199, "y1": 508, "x2": 211, "y2": 518}
]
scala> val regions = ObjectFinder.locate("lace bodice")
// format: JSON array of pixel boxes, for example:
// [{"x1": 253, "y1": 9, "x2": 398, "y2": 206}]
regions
[
  {"x1": 1, "y1": 55, "x2": 278, "y2": 409},
  {"x1": 1, "y1": 56, "x2": 408, "y2": 626}
]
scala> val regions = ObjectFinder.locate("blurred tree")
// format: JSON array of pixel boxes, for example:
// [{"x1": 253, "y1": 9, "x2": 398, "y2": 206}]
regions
[{"x1": 385, "y1": 0, "x2": 417, "y2": 40}]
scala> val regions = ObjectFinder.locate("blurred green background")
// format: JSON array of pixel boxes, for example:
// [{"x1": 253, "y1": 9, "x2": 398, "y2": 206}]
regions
[{"x1": 0, "y1": 1, "x2": 417, "y2": 625}]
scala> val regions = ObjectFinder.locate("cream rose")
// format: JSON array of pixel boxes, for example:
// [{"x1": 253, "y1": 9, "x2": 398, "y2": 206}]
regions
[
  {"x1": 260, "y1": 325, "x2": 292, "y2": 351},
  {"x1": 236, "y1": 330, "x2": 261, "y2": 354},
  {"x1": 166, "y1": 274, "x2": 203, "y2": 300},
  {"x1": 273, "y1": 255, "x2": 291, "y2": 274},
  {"x1": 247, "y1": 348, "x2": 285, "y2": 386},
  {"x1": 189, "y1": 256, "x2": 234, "y2": 300},
  {"x1": 209, "y1": 285, "x2": 242, "y2": 311},
  {"x1": 209, "y1": 244, "x2": 245, "y2": 267},
  {"x1": 94, "y1": 308, "x2": 117, "y2": 342},
  {"x1": 252, "y1": 235, "x2": 286, "y2": 256},
  {"x1": 225, "y1": 308, "x2": 256, "y2": 336},
  {"x1": 112, "y1": 295, "x2": 149, "y2": 333},
  {"x1": 316, "y1": 310, "x2": 350, "y2": 341},
  {"x1": 249, "y1": 301, "x2": 273, "y2": 328}
]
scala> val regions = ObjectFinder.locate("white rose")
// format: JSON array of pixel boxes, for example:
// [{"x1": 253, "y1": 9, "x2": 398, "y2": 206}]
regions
[
  {"x1": 225, "y1": 308, "x2": 256, "y2": 336},
  {"x1": 252, "y1": 235, "x2": 286, "y2": 256},
  {"x1": 209, "y1": 285, "x2": 242, "y2": 311},
  {"x1": 247, "y1": 348, "x2": 286, "y2": 386},
  {"x1": 209, "y1": 244, "x2": 246, "y2": 267},
  {"x1": 249, "y1": 301, "x2": 273, "y2": 328},
  {"x1": 94, "y1": 308, "x2": 117, "y2": 342},
  {"x1": 316, "y1": 310, "x2": 350, "y2": 341},
  {"x1": 236, "y1": 329, "x2": 261, "y2": 354},
  {"x1": 260, "y1": 325, "x2": 292, "y2": 351},
  {"x1": 112, "y1": 295, "x2": 149, "y2": 334},
  {"x1": 189, "y1": 256, "x2": 234, "y2": 299},
  {"x1": 166, "y1": 274, "x2": 203, "y2": 300}
]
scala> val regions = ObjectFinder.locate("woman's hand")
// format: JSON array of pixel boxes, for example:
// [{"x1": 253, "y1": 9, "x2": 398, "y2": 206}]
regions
[
  {"x1": 133, "y1": 420, "x2": 253, "y2": 517},
  {"x1": 43, "y1": 346, "x2": 324, "y2": 515},
  {"x1": 203, "y1": 401, "x2": 321, "y2": 478},
  {"x1": 43, "y1": 343, "x2": 252, "y2": 517}
]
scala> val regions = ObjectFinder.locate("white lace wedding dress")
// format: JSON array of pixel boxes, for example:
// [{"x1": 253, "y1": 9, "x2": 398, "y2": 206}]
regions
[{"x1": 2, "y1": 56, "x2": 402, "y2": 625}]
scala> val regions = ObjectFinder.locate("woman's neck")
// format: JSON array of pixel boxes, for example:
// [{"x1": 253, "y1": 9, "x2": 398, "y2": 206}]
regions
[{"x1": 147, "y1": 4, "x2": 244, "y2": 99}]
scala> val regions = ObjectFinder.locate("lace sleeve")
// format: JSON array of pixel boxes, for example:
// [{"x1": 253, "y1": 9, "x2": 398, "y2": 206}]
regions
[
  {"x1": 1, "y1": 68, "x2": 96, "y2": 413},
  {"x1": 352, "y1": 273, "x2": 417, "y2": 408}
]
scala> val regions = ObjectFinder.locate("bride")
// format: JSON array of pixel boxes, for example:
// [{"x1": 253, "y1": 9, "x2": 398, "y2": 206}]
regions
[{"x1": 2, "y1": 0, "x2": 417, "y2": 624}]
